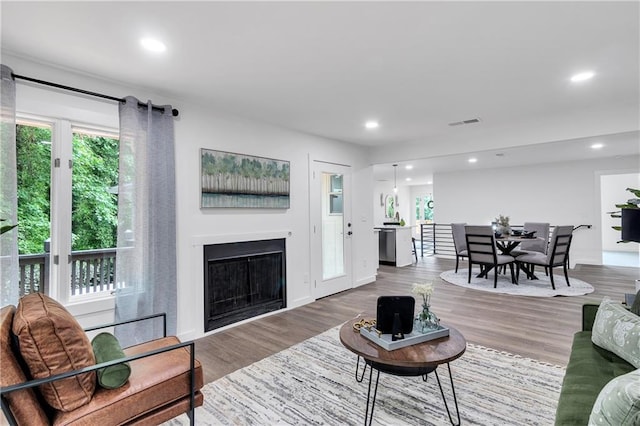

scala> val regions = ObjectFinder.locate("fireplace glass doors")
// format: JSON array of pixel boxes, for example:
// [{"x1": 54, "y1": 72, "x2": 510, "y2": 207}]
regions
[{"x1": 204, "y1": 239, "x2": 286, "y2": 332}]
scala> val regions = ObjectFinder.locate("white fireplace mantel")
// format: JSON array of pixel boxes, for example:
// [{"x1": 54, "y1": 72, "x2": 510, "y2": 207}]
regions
[{"x1": 191, "y1": 230, "x2": 292, "y2": 247}]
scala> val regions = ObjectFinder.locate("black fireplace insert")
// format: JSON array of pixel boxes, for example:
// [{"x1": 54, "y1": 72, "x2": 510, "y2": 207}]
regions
[{"x1": 204, "y1": 239, "x2": 286, "y2": 332}]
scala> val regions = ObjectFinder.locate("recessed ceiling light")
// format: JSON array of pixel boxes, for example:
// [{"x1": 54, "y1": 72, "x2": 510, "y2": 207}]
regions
[
  {"x1": 405, "y1": 165, "x2": 413, "y2": 170},
  {"x1": 405, "y1": 178, "x2": 412, "y2": 182},
  {"x1": 591, "y1": 143, "x2": 604, "y2": 149},
  {"x1": 364, "y1": 120, "x2": 379, "y2": 129},
  {"x1": 468, "y1": 158, "x2": 478, "y2": 163},
  {"x1": 570, "y1": 71, "x2": 595, "y2": 83},
  {"x1": 140, "y1": 37, "x2": 166, "y2": 53},
  {"x1": 427, "y1": 181, "x2": 433, "y2": 185}
]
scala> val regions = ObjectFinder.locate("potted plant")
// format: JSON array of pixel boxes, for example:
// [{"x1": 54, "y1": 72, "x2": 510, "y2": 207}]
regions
[
  {"x1": 495, "y1": 214, "x2": 511, "y2": 235},
  {"x1": 608, "y1": 187, "x2": 640, "y2": 301},
  {"x1": 608, "y1": 187, "x2": 640, "y2": 243}
]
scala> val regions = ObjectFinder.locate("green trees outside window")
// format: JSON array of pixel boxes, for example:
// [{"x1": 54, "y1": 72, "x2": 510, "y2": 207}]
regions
[
  {"x1": 16, "y1": 124, "x2": 52, "y2": 254},
  {"x1": 16, "y1": 124, "x2": 119, "y2": 255},
  {"x1": 70, "y1": 132, "x2": 119, "y2": 251},
  {"x1": 415, "y1": 195, "x2": 434, "y2": 222}
]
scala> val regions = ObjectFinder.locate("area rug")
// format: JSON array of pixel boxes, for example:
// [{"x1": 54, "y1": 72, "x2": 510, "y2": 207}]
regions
[
  {"x1": 166, "y1": 326, "x2": 564, "y2": 425},
  {"x1": 440, "y1": 268, "x2": 594, "y2": 297}
]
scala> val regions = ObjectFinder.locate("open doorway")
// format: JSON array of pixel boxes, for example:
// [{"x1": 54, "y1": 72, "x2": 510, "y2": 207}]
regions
[{"x1": 600, "y1": 173, "x2": 640, "y2": 267}]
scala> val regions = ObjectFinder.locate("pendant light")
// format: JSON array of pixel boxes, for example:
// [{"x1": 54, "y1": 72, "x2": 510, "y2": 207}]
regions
[
  {"x1": 393, "y1": 164, "x2": 399, "y2": 207},
  {"x1": 393, "y1": 164, "x2": 398, "y2": 193}
]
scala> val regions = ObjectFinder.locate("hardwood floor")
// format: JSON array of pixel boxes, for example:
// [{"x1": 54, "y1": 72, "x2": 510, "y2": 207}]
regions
[{"x1": 194, "y1": 256, "x2": 638, "y2": 385}]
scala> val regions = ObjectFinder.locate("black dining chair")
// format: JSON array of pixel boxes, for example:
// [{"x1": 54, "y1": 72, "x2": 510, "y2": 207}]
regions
[
  {"x1": 515, "y1": 225, "x2": 573, "y2": 290},
  {"x1": 451, "y1": 223, "x2": 467, "y2": 273},
  {"x1": 465, "y1": 225, "x2": 517, "y2": 288},
  {"x1": 411, "y1": 237, "x2": 418, "y2": 263},
  {"x1": 511, "y1": 222, "x2": 551, "y2": 274}
]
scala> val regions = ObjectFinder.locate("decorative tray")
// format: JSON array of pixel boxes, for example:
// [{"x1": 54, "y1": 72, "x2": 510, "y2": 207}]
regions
[{"x1": 360, "y1": 324, "x2": 450, "y2": 351}]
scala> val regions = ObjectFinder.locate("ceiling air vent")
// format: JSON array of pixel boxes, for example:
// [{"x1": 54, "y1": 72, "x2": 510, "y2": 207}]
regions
[{"x1": 448, "y1": 117, "x2": 481, "y2": 127}]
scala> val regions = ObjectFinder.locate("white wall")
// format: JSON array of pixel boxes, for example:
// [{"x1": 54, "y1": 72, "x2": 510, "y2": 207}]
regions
[
  {"x1": 7, "y1": 55, "x2": 376, "y2": 339},
  {"x1": 434, "y1": 156, "x2": 640, "y2": 266},
  {"x1": 352, "y1": 166, "x2": 378, "y2": 285},
  {"x1": 371, "y1": 183, "x2": 434, "y2": 240},
  {"x1": 176, "y1": 107, "x2": 375, "y2": 339},
  {"x1": 373, "y1": 181, "x2": 411, "y2": 227},
  {"x1": 601, "y1": 173, "x2": 640, "y2": 252}
]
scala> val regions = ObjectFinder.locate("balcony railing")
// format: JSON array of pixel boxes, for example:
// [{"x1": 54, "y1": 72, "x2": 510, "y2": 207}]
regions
[
  {"x1": 419, "y1": 223, "x2": 529, "y2": 258},
  {"x1": 18, "y1": 247, "x2": 116, "y2": 297}
]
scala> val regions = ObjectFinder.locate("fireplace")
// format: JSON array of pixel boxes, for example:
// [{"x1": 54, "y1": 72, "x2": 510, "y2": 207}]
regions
[{"x1": 204, "y1": 238, "x2": 286, "y2": 332}]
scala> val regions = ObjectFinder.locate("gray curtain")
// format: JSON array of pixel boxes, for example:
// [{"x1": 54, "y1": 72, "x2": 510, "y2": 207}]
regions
[
  {"x1": 114, "y1": 96, "x2": 176, "y2": 347},
  {"x1": 0, "y1": 64, "x2": 19, "y2": 307}
]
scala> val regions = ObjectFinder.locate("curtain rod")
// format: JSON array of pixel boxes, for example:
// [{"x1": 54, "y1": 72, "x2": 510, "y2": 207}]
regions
[{"x1": 11, "y1": 73, "x2": 179, "y2": 117}]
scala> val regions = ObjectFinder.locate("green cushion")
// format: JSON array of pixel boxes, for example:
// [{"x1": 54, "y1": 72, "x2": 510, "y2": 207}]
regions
[
  {"x1": 589, "y1": 369, "x2": 640, "y2": 425},
  {"x1": 554, "y1": 332, "x2": 635, "y2": 425},
  {"x1": 592, "y1": 297, "x2": 640, "y2": 368},
  {"x1": 91, "y1": 332, "x2": 130, "y2": 389}
]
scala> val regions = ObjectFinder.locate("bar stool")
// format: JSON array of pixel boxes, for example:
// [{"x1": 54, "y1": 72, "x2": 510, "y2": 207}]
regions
[{"x1": 411, "y1": 237, "x2": 418, "y2": 262}]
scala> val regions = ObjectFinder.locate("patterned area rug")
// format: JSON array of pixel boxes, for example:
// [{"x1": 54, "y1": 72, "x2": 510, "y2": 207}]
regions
[
  {"x1": 440, "y1": 268, "x2": 595, "y2": 297},
  {"x1": 167, "y1": 326, "x2": 564, "y2": 425}
]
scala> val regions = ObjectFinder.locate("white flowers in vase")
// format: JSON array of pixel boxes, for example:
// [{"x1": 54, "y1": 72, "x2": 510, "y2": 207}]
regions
[
  {"x1": 412, "y1": 282, "x2": 439, "y2": 332},
  {"x1": 412, "y1": 282, "x2": 434, "y2": 308},
  {"x1": 495, "y1": 214, "x2": 511, "y2": 235}
]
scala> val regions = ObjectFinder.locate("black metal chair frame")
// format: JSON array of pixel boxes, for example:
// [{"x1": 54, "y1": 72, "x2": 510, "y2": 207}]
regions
[
  {"x1": 454, "y1": 252, "x2": 467, "y2": 274},
  {"x1": 451, "y1": 224, "x2": 468, "y2": 274},
  {"x1": 465, "y1": 232, "x2": 517, "y2": 288},
  {"x1": 411, "y1": 237, "x2": 418, "y2": 263},
  {"x1": 517, "y1": 233, "x2": 573, "y2": 290},
  {"x1": 0, "y1": 313, "x2": 197, "y2": 426}
]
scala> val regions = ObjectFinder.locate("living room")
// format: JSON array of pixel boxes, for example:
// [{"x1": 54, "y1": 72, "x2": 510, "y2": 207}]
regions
[{"x1": 1, "y1": 2, "x2": 639, "y2": 425}]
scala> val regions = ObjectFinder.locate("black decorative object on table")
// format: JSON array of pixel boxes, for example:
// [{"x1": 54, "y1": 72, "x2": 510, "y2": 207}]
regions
[
  {"x1": 391, "y1": 313, "x2": 405, "y2": 341},
  {"x1": 376, "y1": 296, "x2": 415, "y2": 337}
]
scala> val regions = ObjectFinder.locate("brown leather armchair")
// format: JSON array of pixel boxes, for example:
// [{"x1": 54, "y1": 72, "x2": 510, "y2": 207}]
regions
[{"x1": 1, "y1": 296, "x2": 203, "y2": 426}]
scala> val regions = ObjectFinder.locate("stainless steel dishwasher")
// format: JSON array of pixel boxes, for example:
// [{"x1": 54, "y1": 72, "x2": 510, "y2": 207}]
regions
[{"x1": 378, "y1": 228, "x2": 396, "y2": 264}]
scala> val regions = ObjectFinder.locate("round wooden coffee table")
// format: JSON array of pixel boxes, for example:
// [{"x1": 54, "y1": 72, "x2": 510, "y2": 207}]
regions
[{"x1": 339, "y1": 316, "x2": 466, "y2": 426}]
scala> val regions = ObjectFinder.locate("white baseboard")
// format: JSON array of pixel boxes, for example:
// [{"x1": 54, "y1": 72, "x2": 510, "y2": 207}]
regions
[{"x1": 355, "y1": 275, "x2": 376, "y2": 287}]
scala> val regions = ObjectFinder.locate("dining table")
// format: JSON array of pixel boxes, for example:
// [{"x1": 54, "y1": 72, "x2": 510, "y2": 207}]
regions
[
  {"x1": 494, "y1": 234, "x2": 545, "y2": 280},
  {"x1": 494, "y1": 234, "x2": 541, "y2": 255}
]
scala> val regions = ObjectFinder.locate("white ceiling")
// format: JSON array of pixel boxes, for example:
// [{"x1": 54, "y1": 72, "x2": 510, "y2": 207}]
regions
[{"x1": 2, "y1": 1, "x2": 639, "y2": 184}]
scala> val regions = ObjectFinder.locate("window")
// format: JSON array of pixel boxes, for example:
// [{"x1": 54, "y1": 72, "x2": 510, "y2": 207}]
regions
[
  {"x1": 415, "y1": 195, "x2": 434, "y2": 222},
  {"x1": 16, "y1": 117, "x2": 119, "y2": 301},
  {"x1": 328, "y1": 174, "x2": 343, "y2": 214},
  {"x1": 423, "y1": 195, "x2": 434, "y2": 221}
]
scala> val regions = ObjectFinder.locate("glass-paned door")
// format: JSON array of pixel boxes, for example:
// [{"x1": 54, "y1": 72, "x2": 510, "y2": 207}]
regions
[
  {"x1": 16, "y1": 122, "x2": 52, "y2": 295},
  {"x1": 15, "y1": 118, "x2": 119, "y2": 300},
  {"x1": 70, "y1": 129, "x2": 119, "y2": 296},
  {"x1": 310, "y1": 161, "x2": 352, "y2": 299}
]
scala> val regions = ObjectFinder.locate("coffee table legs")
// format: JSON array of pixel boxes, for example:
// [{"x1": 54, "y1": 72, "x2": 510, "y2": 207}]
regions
[
  {"x1": 354, "y1": 357, "x2": 380, "y2": 425},
  {"x1": 355, "y1": 355, "x2": 368, "y2": 382},
  {"x1": 434, "y1": 363, "x2": 461, "y2": 426},
  {"x1": 355, "y1": 357, "x2": 461, "y2": 426},
  {"x1": 364, "y1": 365, "x2": 381, "y2": 426}
]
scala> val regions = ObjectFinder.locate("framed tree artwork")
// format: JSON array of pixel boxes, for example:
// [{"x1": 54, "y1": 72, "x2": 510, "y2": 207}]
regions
[{"x1": 200, "y1": 149, "x2": 290, "y2": 208}]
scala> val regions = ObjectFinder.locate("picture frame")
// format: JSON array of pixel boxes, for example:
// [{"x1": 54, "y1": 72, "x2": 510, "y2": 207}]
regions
[
  {"x1": 376, "y1": 295, "x2": 415, "y2": 335},
  {"x1": 200, "y1": 148, "x2": 290, "y2": 208}
]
